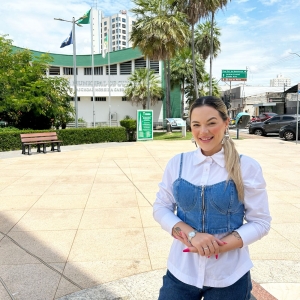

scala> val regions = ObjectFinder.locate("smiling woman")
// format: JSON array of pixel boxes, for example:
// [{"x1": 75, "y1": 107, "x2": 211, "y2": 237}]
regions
[{"x1": 153, "y1": 96, "x2": 272, "y2": 300}]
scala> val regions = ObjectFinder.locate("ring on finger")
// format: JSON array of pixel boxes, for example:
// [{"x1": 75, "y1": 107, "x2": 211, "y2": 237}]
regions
[{"x1": 203, "y1": 247, "x2": 209, "y2": 250}]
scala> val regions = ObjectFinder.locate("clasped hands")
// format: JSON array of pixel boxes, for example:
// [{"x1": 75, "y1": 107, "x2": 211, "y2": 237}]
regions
[{"x1": 172, "y1": 227, "x2": 227, "y2": 259}]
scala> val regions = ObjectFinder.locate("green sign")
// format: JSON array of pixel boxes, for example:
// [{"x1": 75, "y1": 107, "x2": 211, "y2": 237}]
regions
[
  {"x1": 137, "y1": 110, "x2": 153, "y2": 141},
  {"x1": 222, "y1": 70, "x2": 247, "y2": 81}
]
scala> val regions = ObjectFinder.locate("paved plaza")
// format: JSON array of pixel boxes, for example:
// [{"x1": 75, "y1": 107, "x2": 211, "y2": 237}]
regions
[{"x1": 0, "y1": 136, "x2": 299, "y2": 300}]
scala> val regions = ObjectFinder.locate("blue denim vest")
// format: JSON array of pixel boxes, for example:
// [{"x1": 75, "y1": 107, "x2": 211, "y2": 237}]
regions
[{"x1": 172, "y1": 153, "x2": 244, "y2": 234}]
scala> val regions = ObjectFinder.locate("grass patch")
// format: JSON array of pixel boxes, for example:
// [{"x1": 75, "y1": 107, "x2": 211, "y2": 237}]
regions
[{"x1": 154, "y1": 131, "x2": 193, "y2": 140}]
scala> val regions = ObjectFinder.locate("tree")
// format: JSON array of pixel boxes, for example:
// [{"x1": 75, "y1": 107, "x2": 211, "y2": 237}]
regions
[
  {"x1": 124, "y1": 68, "x2": 163, "y2": 110},
  {"x1": 170, "y1": 48, "x2": 205, "y2": 114},
  {"x1": 195, "y1": 21, "x2": 221, "y2": 61},
  {"x1": 177, "y1": 0, "x2": 230, "y2": 98},
  {"x1": 130, "y1": 0, "x2": 190, "y2": 127},
  {"x1": 0, "y1": 35, "x2": 74, "y2": 129}
]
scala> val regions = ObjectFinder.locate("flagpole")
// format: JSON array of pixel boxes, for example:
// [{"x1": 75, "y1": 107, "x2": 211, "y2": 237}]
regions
[
  {"x1": 72, "y1": 17, "x2": 78, "y2": 128},
  {"x1": 108, "y1": 35, "x2": 111, "y2": 127},
  {"x1": 90, "y1": 8, "x2": 95, "y2": 128}
]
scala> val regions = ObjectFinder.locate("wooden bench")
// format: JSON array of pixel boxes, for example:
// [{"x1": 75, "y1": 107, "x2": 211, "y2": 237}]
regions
[{"x1": 20, "y1": 132, "x2": 62, "y2": 155}]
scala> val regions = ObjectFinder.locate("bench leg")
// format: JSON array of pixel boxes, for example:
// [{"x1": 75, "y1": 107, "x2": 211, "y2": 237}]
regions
[
  {"x1": 28, "y1": 145, "x2": 32, "y2": 155},
  {"x1": 37, "y1": 144, "x2": 41, "y2": 153},
  {"x1": 43, "y1": 144, "x2": 47, "y2": 153},
  {"x1": 22, "y1": 145, "x2": 25, "y2": 155},
  {"x1": 57, "y1": 143, "x2": 61, "y2": 152}
]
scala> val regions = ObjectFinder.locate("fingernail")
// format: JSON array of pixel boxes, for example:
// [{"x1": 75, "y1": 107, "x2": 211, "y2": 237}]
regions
[
  {"x1": 207, "y1": 256, "x2": 210, "y2": 258},
  {"x1": 174, "y1": 236, "x2": 178, "y2": 239},
  {"x1": 183, "y1": 248, "x2": 190, "y2": 252},
  {"x1": 223, "y1": 242, "x2": 228, "y2": 244},
  {"x1": 215, "y1": 254, "x2": 218, "y2": 259}
]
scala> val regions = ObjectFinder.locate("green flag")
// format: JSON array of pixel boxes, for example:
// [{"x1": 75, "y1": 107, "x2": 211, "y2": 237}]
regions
[{"x1": 78, "y1": 9, "x2": 91, "y2": 24}]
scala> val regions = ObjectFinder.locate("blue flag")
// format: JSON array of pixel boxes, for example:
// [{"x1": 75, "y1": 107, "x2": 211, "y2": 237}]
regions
[{"x1": 60, "y1": 31, "x2": 73, "y2": 48}]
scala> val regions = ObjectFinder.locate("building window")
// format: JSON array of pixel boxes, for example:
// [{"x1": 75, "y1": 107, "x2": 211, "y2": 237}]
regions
[
  {"x1": 112, "y1": 36, "x2": 115, "y2": 40},
  {"x1": 104, "y1": 21, "x2": 107, "y2": 25},
  {"x1": 63, "y1": 67, "x2": 77, "y2": 75},
  {"x1": 134, "y1": 58, "x2": 146, "y2": 69},
  {"x1": 49, "y1": 66, "x2": 60, "y2": 75},
  {"x1": 71, "y1": 97, "x2": 80, "y2": 101},
  {"x1": 120, "y1": 61, "x2": 131, "y2": 75},
  {"x1": 122, "y1": 24, "x2": 126, "y2": 28},
  {"x1": 113, "y1": 47, "x2": 115, "y2": 51},
  {"x1": 122, "y1": 18, "x2": 126, "y2": 22},
  {"x1": 150, "y1": 60, "x2": 160, "y2": 74},
  {"x1": 104, "y1": 27, "x2": 107, "y2": 31},
  {"x1": 112, "y1": 18, "x2": 115, "y2": 22},
  {"x1": 104, "y1": 32, "x2": 107, "y2": 37},
  {"x1": 112, "y1": 41, "x2": 115, "y2": 45},
  {"x1": 122, "y1": 30, "x2": 126, "y2": 34},
  {"x1": 122, "y1": 97, "x2": 127, "y2": 101},
  {"x1": 132, "y1": 21, "x2": 135, "y2": 25},
  {"x1": 106, "y1": 64, "x2": 117, "y2": 75},
  {"x1": 122, "y1": 35, "x2": 126, "y2": 40},
  {"x1": 91, "y1": 97, "x2": 106, "y2": 101},
  {"x1": 112, "y1": 30, "x2": 115, "y2": 34},
  {"x1": 122, "y1": 41, "x2": 126, "y2": 45},
  {"x1": 94, "y1": 67, "x2": 103, "y2": 75},
  {"x1": 84, "y1": 68, "x2": 92, "y2": 75},
  {"x1": 112, "y1": 24, "x2": 115, "y2": 28}
]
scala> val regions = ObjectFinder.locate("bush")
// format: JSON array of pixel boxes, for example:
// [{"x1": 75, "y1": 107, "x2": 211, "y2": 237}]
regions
[
  {"x1": 120, "y1": 118, "x2": 137, "y2": 141},
  {"x1": 0, "y1": 127, "x2": 127, "y2": 152}
]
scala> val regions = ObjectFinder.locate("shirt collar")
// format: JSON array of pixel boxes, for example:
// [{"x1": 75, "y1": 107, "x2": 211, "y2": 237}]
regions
[{"x1": 193, "y1": 147, "x2": 225, "y2": 168}]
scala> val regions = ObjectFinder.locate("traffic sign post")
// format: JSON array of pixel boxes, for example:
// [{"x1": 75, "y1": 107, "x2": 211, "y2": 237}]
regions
[
  {"x1": 221, "y1": 70, "x2": 247, "y2": 81},
  {"x1": 137, "y1": 110, "x2": 153, "y2": 141}
]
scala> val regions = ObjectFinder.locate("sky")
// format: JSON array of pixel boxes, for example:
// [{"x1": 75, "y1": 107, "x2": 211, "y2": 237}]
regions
[{"x1": 1, "y1": 0, "x2": 300, "y2": 88}]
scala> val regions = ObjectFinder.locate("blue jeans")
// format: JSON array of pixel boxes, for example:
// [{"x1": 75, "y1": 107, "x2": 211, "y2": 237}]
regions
[{"x1": 158, "y1": 270, "x2": 252, "y2": 300}]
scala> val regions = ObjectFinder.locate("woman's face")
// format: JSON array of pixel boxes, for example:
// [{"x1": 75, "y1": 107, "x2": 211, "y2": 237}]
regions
[{"x1": 191, "y1": 105, "x2": 229, "y2": 156}]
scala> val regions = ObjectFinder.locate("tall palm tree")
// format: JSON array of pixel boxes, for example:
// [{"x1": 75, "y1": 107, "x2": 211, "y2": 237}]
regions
[
  {"x1": 199, "y1": 73, "x2": 221, "y2": 97},
  {"x1": 195, "y1": 21, "x2": 221, "y2": 61},
  {"x1": 130, "y1": 0, "x2": 190, "y2": 125},
  {"x1": 177, "y1": 0, "x2": 230, "y2": 99},
  {"x1": 124, "y1": 68, "x2": 163, "y2": 110},
  {"x1": 170, "y1": 48, "x2": 205, "y2": 114}
]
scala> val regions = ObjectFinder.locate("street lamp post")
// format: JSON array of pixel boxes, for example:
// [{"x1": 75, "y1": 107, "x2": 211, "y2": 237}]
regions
[
  {"x1": 289, "y1": 53, "x2": 300, "y2": 144},
  {"x1": 54, "y1": 16, "x2": 83, "y2": 128}
]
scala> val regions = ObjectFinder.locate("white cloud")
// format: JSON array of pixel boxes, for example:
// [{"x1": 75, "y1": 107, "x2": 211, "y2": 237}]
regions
[
  {"x1": 260, "y1": 0, "x2": 281, "y2": 6},
  {"x1": 226, "y1": 15, "x2": 248, "y2": 25},
  {"x1": 244, "y1": 7, "x2": 256, "y2": 13},
  {"x1": 236, "y1": 0, "x2": 249, "y2": 3}
]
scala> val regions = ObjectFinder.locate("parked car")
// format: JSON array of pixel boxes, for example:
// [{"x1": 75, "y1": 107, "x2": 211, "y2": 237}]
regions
[
  {"x1": 256, "y1": 112, "x2": 277, "y2": 122},
  {"x1": 248, "y1": 114, "x2": 298, "y2": 136},
  {"x1": 279, "y1": 122, "x2": 300, "y2": 140}
]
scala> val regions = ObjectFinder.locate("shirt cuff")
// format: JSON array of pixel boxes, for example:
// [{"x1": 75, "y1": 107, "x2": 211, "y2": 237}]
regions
[{"x1": 159, "y1": 212, "x2": 182, "y2": 235}]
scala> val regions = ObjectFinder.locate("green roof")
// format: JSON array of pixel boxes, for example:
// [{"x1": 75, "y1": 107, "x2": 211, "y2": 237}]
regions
[{"x1": 12, "y1": 46, "x2": 143, "y2": 67}]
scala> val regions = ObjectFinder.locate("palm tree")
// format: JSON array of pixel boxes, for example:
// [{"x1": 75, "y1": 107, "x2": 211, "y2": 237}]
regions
[
  {"x1": 195, "y1": 21, "x2": 221, "y2": 61},
  {"x1": 177, "y1": 0, "x2": 230, "y2": 99},
  {"x1": 124, "y1": 68, "x2": 163, "y2": 110},
  {"x1": 170, "y1": 48, "x2": 205, "y2": 115},
  {"x1": 198, "y1": 73, "x2": 221, "y2": 97},
  {"x1": 130, "y1": 0, "x2": 190, "y2": 126}
]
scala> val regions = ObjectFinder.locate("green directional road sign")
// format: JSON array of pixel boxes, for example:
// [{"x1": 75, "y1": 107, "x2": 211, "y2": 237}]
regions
[
  {"x1": 221, "y1": 70, "x2": 247, "y2": 81},
  {"x1": 137, "y1": 110, "x2": 153, "y2": 141}
]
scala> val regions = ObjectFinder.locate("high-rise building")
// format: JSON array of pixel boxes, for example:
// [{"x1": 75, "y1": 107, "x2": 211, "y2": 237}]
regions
[
  {"x1": 270, "y1": 74, "x2": 291, "y2": 87},
  {"x1": 90, "y1": 8, "x2": 135, "y2": 54}
]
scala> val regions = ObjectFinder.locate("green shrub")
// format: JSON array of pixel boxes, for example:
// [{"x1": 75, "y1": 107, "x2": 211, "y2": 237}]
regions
[
  {"x1": 120, "y1": 118, "x2": 137, "y2": 141},
  {"x1": 0, "y1": 127, "x2": 127, "y2": 152}
]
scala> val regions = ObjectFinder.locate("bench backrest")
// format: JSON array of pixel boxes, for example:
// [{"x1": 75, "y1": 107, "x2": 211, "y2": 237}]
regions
[{"x1": 20, "y1": 132, "x2": 59, "y2": 143}]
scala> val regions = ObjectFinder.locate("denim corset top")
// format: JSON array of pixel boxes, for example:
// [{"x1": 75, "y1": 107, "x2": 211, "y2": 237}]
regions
[{"x1": 172, "y1": 153, "x2": 244, "y2": 234}]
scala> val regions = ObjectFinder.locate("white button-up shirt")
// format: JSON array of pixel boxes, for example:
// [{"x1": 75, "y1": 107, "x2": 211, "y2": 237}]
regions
[{"x1": 153, "y1": 148, "x2": 271, "y2": 288}]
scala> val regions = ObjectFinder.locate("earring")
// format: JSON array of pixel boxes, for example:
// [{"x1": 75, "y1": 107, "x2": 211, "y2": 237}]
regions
[{"x1": 221, "y1": 128, "x2": 230, "y2": 144}]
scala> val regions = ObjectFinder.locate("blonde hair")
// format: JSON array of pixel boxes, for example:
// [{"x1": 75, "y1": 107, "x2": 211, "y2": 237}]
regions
[{"x1": 189, "y1": 96, "x2": 244, "y2": 201}]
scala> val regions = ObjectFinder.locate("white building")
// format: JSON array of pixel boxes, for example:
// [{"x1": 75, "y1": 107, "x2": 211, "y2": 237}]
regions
[
  {"x1": 14, "y1": 46, "x2": 182, "y2": 127},
  {"x1": 270, "y1": 74, "x2": 291, "y2": 88},
  {"x1": 90, "y1": 8, "x2": 135, "y2": 54}
]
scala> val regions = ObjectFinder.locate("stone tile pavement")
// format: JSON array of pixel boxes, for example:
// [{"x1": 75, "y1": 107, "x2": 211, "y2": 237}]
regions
[{"x1": 0, "y1": 137, "x2": 299, "y2": 300}]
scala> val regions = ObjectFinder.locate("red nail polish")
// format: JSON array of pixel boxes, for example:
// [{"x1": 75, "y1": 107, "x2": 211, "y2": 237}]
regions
[
  {"x1": 215, "y1": 254, "x2": 218, "y2": 259},
  {"x1": 223, "y1": 242, "x2": 228, "y2": 244},
  {"x1": 183, "y1": 248, "x2": 190, "y2": 252},
  {"x1": 207, "y1": 256, "x2": 210, "y2": 258}
]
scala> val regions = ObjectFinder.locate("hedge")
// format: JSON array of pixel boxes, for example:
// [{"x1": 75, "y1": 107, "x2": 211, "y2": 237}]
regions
[{"x1": 0, "y1": 127, "x2": 127, "y2": 152}]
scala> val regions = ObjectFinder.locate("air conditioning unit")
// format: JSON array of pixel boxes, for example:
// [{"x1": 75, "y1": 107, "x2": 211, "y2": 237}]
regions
[{"x1": 110, "y1": 113, "x2": 117, "y2": 121}]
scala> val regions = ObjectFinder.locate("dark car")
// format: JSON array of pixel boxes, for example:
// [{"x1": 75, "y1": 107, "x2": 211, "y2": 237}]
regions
[
  {"x1": 279, "y1": 122, "x2": 300, "y2": 140},
  {"x1": 248, "y1": 114, "x2": 298, "y2": 136},
  {"x1": 256, "y1": 112, "x2": 277, "y2": 122}
]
